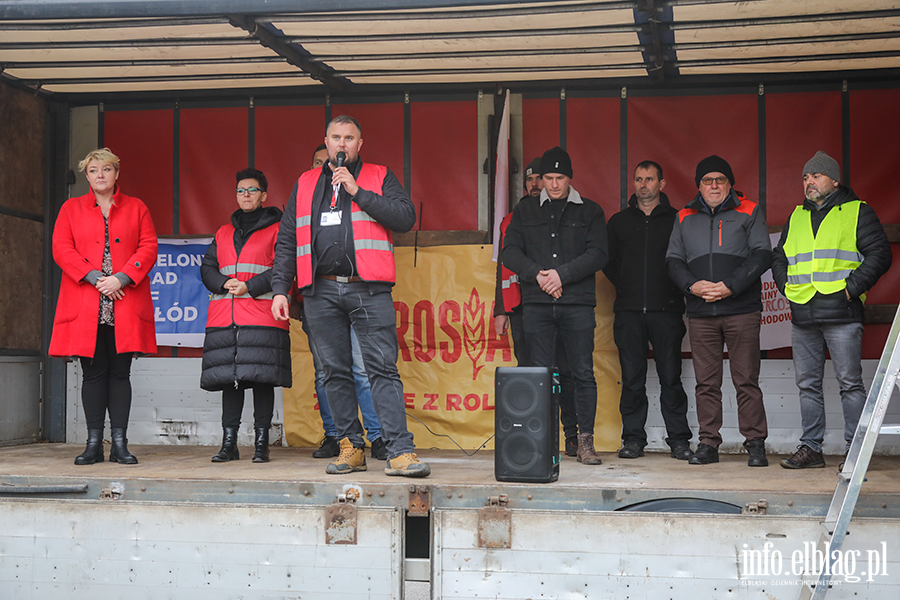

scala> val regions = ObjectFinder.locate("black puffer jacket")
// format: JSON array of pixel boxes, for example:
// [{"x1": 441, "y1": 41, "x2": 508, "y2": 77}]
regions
[
  {"x1": 604, "y1": 192, "x2": 684, "y2": 314},
  {"x1": 771, "y1": 186, "x2": 891, "y2": 326},
  {"x1": 200, "y1": 206, "x2": 291, "y2": 391}
]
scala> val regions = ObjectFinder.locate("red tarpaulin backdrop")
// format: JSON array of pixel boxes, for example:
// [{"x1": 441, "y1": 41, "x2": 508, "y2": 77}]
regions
[
  {"x1": 254, "y1": 104, "x2": 326, "y2": 211},
  {"x1": 178, "y1": 107, "x2": 248, "y2": 235},
  {"x1": 101, "y1": 89, "x2": 898, "y2": 359},
  {"x1": 104, "y1": 109, "x2": 175, "y2": 235}
]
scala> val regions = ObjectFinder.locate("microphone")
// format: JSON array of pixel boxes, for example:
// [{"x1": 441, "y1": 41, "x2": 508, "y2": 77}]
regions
[{"x1": 335, "y1": 151, "x2": 346, "y2": 168}]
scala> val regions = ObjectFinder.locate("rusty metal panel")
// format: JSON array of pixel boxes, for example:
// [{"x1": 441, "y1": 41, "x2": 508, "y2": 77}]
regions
[
  {"x1": 325, "y1": 502, "x2": 358, "y2": 545},
  {"x1": 409, "y1": 484, "x2": 431, "y2": 516},
  {"x1": 0, "y1": 498, "x2": 402, "y2": 598},
  {"x1": 477, "y1": 505, "x2": 510, "y2": 549},
  {"x1": 434, "y1": 508, "x2": 900, "y2": 599}
]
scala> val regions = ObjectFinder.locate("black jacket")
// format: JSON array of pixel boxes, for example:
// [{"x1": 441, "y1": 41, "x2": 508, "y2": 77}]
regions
[
  {"x1": 604, "y1": 192, "x2": 684, "y2": 314},
  {"x1": 666, "y1": 190, "x2": 772, "y2": 318},
  {"x1": 771, "y1": 186, "x2": 891, "y2": 326},
  {"x1": 200, "y1": 206, "x2": 291, "y2": 391},
  {"x1": 271, "y1": 159, "x2": 415, "y2": 299},
  {"x1": 501, "y1": 187, "x2": 607, "y2": 306}
]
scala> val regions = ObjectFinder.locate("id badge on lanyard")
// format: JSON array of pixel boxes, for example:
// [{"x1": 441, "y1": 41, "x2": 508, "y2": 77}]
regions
[
  {"x1": 321, "y1": 182, "x2": 342, "y2": 226},
  {"x1": 320, "y1": 211, "x2": 342, "y2": 226}
]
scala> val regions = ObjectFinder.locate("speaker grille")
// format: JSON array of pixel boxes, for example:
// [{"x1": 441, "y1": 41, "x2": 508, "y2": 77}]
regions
[{"x1": 494, "y1": 367, "x2": 559, "y2": 483}]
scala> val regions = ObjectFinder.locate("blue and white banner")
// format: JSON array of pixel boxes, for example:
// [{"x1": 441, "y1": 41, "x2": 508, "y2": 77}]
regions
[{"x1": 150, "y1": 238, "x2": 213, "y2": 348}]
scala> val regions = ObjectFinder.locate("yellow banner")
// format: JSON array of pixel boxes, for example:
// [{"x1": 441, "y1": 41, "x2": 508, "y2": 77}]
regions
[{"x1": 284, "y1": 244, "x2": 622, "y2": 451}]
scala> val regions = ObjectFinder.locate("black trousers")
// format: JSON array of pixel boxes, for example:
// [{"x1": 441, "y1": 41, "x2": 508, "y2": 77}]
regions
[
  {"x1": 509, "y1": 307, "x2": 578, "y2": 439},
  {"x1": 613, "y1": 311, "x2": 691, "y2": 447},
  {"x1": 221, "y1": 384, "x2": 275, "y2": 429},
  {"x1": 80, "y1": 324, "x2": 133, "y2": 430},
  {"x1": 524, "y1": 303, "x2": 597, "y2": 435}
]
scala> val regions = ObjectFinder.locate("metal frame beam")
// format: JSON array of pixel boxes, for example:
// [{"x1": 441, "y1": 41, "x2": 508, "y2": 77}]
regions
[
  {"x1": 228, "y1": 15, "x2": 348, "y2": 93},
  {"x1": 0, "y1": 0, "x2": 557, "y2": 19}
]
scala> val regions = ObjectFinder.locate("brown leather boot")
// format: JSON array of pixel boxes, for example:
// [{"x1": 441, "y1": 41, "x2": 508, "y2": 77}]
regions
[{"x1": 577, "y1": 433, "x2": 602, "y2": 465}]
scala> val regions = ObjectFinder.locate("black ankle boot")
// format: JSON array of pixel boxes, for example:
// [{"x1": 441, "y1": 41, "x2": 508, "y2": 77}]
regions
[
  {"x1": 109, "y1": 427, "x2": 138, "y2": 464},
  {"x1": 252, "y1": 427, "x2": 270, "y2": 463},
  {"x1": 212, "y1": 427, "x2": 240, "y2": 462},
  {"x1": 75, "y1": 428, "x2": 105, "y2": 465}
]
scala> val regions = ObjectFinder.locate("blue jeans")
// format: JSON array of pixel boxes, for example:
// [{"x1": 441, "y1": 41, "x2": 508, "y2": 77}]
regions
[
  {"x1": 304, "y1": 278, "x2": 415, "y2": 458},
  {"x1": 523, "y1": 303, "x2": 597, "y2": 435},
  {"x1": 792, "y1": 321, "x2": 865, "y2": 453},
  {"x1": 305, "y1": 319, "x2": 382, "y2": 442}
]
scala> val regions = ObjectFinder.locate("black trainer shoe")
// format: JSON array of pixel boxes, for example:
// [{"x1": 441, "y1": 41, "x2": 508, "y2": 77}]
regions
[
  {"x1": 780, "y1": 445, "x2": 825, "y2": 469},
  {"x1": 564, "y1": 436, "x2": 578, "y2": 457},
  {"x1": 746, "y1": 439, "x2": 768, "y2": 467},
  {"x1": 617, "y1": 442, "x2": 644, "y2": 459},
  {"x1": 669, "y1": 443, "x2": 693, "y2": 460},
  {"x1": 312, "y1": 436, "x2": 340, "y2": 459},
  {"x1": 370, "y1": 436, "x2": 388, "y2": 460},
  {"x1": 688, "y1": 443, "x2": 719, "y2": 465}
]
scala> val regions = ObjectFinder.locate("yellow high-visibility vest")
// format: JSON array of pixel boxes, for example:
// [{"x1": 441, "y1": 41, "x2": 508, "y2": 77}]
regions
[{"x1": 783, "y1": 200, "x2": 864, "y2": 304}]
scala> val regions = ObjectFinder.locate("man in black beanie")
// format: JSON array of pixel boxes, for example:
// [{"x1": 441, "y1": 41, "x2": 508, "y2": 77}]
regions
[
  {"x1": 494, "y1": 156, "x2": 581, "y2": 457},
  {"x1": 772, "y1": 151, "x2": 891, "y2": 469},
  {"x1": 666, "y1": 155, "x2": 772, "y2": 467},
  {"x1": 502, "y1": 146, "x2": 608, "y2": 465}
]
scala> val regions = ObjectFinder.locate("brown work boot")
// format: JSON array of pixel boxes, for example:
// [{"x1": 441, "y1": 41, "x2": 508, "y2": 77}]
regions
[
  {"x1": 325, "y1": 438, "x2": 367, "y2": 474},
  {"x1": 385, "y1": 453, "x2": 431, "y2": 478},
  {"x1": 576, "y1": 433, "x2": 602, "y2": 465}
]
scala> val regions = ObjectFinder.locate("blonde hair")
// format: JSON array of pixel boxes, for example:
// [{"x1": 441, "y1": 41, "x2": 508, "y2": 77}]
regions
[{"x1": 78, "y1": 148, "x2": 120, "y2": 173}]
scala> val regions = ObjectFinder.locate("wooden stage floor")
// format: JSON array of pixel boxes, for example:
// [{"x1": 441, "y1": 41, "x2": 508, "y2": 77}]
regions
[{"x1": 2, "y1": 443, "x2": 899, "y2": 497}]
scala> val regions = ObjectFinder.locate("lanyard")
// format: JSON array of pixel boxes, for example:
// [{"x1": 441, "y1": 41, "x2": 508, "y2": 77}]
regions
[{"x1": 330, "y1": 182, "x2": 340, "y2": 210}]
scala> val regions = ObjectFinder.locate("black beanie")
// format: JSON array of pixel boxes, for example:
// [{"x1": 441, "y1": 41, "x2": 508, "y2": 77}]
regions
[
  {"x1": 695, "y1": 155, "x2": 735, "y2": 187},
  {"x1": 524, "y1": 157, "x2": 542, "y2": 177},
  {"x1": 540, "y1": 146, "x2": 573, "y2": 178}
]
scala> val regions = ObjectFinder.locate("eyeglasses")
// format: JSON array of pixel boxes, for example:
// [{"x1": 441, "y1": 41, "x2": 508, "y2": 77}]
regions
[
  {"x1": 236, "y1": 187, "x2": 262, "y2": 195},
  {"x1": 700, "y1": 176, "x2": 729, "y2": 186}
]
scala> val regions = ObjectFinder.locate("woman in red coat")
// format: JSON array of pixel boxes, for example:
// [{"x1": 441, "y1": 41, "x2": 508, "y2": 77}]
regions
[{"x1": 50, "y1": 148, "x2": 158, "y2": 466}]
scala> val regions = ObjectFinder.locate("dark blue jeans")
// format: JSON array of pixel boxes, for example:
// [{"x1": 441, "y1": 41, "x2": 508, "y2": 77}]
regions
[
  {"x1": 303, "y1": 278, "x2": 415, "y2": 458},
  {"x1": 523, "y1": 303, "x2": 597, "y2": 435},
  {"x1": 613, "y1": 311, "x2": 691, "y2": 448}
]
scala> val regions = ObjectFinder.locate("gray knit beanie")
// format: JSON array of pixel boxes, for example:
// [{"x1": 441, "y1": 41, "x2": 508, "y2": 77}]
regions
[{"x1": 802, "y1": 151, "x2": 841, "y2": 183}]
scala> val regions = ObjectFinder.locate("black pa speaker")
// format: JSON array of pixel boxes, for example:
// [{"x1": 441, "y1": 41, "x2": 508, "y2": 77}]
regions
[{"x1": 494, "y1": 366, "x2": 559, "y2": 483}]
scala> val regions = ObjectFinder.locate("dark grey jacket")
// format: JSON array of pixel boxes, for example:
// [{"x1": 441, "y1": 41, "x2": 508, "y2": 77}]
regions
[
  {"x1": 771, "y1": 186, "x2": 891, "y2": 326},
  {"x1": 666, "y1": 190, "x2": 772, "y2": 318},
  {"x1": 501, "y1": 187, "x2": 608, "y2": 307}
]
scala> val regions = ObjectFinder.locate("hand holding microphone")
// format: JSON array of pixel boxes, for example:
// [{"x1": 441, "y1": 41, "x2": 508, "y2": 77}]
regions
[{"x1": 330, "y1": 150, "x2": 359, "y2": 197}]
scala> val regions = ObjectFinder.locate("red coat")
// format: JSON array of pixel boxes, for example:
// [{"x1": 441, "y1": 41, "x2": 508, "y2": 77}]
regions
[{"x1": 49, "y1": 187, "x2": 158, "y2": 358}]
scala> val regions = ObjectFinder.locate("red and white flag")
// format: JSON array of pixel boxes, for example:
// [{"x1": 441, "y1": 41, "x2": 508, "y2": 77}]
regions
[{"x1": 492, "y1": 89, "x2": 510, "y2": 262}]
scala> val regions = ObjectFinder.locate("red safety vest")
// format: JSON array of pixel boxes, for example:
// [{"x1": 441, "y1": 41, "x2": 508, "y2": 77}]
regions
[
  {"x1": 206, "y1": 223, "x2": 288, "y2": 330},
  {"x1": 498, "y1": 213, "x2": 522, "y2": 311},
  {"x1": 294, "y1": 163, "x2": 396, "y2": 288}
]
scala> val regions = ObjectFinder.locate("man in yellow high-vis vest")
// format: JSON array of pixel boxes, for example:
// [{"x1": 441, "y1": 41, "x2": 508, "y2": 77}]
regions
[{"x1": 772, "y1": 151, "x2": 891, "y2": 469}]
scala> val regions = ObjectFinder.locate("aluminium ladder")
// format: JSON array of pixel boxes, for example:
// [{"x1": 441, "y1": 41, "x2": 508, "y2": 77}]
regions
[{"x1": 799, "y1": 304, "x2": 900, "y2": 600}]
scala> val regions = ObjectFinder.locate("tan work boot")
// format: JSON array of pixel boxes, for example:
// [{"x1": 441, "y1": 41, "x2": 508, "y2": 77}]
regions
[
  {"x1": 325, "y1": 438, "x2": 367, "y2": 474},
  {"x1": 385, "y1": 453, "x2": 431, "y2": 478},
  {"x1": 577, "y1": 433, "x2": 602, "y2": 465}
]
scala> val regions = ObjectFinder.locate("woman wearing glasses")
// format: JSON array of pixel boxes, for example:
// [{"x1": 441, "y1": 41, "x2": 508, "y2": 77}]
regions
[
  {"x1": 50, "y1": 148, "x2": 158, "y2": 466},
  {"x1": 200, "y1": 167, "x2": 291, "y2": 463}
]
